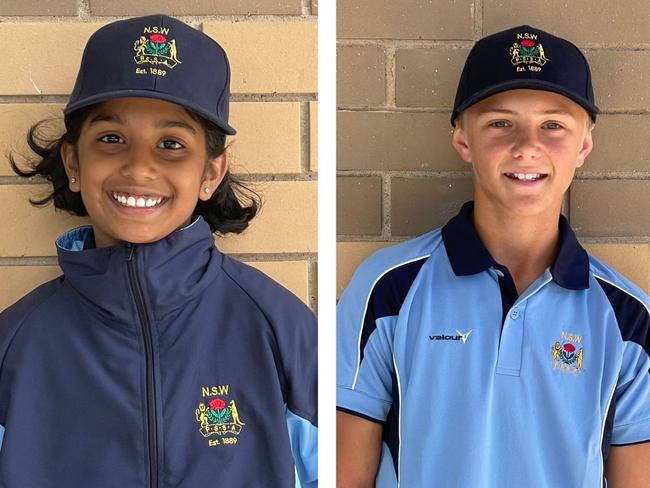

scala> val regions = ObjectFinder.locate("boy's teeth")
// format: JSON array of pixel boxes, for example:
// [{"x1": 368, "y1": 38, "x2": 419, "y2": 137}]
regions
[
  {"x1": 112, "y1": 192, "x2": 163, "y2": 208},
  {"x1": 508, "y1": 173, "x2": 543, "y2": 181}
]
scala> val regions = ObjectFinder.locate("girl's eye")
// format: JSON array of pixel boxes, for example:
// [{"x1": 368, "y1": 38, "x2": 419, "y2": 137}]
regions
[
  {"x1": 99, "y1": 134, "x2": 124, "y2": 144},
  {"x1": 489, "y1": 120, "x2": 510, "y2": 128},
  {"x1": 159, "y1": 139, "x2": 184, "y2": 150}
]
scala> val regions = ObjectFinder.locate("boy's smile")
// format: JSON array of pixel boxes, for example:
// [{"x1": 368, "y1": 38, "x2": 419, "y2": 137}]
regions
[
  {"x1": 452, "y1": 89, "x2": 594, "y2": 219},
  {"x1": 62, "y1": 98, "x2": 226, "y2": 247}
]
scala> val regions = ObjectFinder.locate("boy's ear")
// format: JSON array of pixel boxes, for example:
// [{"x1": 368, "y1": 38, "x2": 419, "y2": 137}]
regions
[
  {"x1": 199, "y1": 153, "x2": 228, "y2": 201},
  {"x1": 451, "y1": 126, "x2": 473, "y2": 164},
  {"x1": 575, "y1": 123, "x2": 594, "y2": 168},
  {"x1": 60, "y1": 141, "x2": 81, "y2": 192}
]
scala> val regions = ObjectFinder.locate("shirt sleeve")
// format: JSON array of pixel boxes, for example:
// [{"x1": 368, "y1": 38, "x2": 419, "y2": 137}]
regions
[
  {"x1": 336, "y1": 258, "x2": 397, "y2": 423},
  {"x1": 609, "y1": 291, "x2": 650, "y2": 445}
]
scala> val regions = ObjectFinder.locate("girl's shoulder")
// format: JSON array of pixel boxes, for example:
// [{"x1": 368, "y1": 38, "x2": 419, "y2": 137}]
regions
[
  {"x1": 0, "y1": 276, "x2": 65, "y2": 350},
  {"x1": 219, "y1": 254, "x2": 315, "y2": 325}
]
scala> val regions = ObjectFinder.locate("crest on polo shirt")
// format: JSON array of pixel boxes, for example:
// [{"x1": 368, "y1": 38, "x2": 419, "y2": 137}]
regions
[
  {"x1": 195, "y1": 385, "x2": 245, "y2": 447},
  {"x1": 551, "y1": 331, "x2": 584, "y2": 375},
  {"x1": 509, "y1": 31, "x2": 549, "y2": 73},
  {"x1": 133, "y1": 24, "x2": 181, "y2": 74}
]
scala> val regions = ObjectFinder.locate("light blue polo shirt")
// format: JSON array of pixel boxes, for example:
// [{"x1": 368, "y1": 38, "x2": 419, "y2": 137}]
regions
[{"x1": 337, "y1": 201, "x2": 650, "y2": 488}]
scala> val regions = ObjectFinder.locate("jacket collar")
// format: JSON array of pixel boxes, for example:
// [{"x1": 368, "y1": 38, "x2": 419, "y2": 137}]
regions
[
  {"x1": 56, "y1": 217, "x2": 222, "y2": 324},
  {"x1": 441, "y1": 201, "x2": 590, "y2": 290}
]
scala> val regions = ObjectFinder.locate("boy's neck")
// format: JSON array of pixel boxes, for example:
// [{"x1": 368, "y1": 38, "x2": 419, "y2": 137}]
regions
[{"x1": 472, "y1": 200, "x2": 562, "y2": 295}]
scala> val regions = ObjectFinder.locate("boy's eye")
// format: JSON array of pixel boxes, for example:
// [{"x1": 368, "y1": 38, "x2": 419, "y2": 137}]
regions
[
  {"x1": 99, "y1": 134, "x2": 124, "y2": 144},
  {"x1": 488, "y1": 120, "x2": 510, "y2": 128},
  {"x1": 543, "y1": 122, "x2": 563, "y2": 130},
  {"x1": 159, "y1": 139, "x2": 184, "y2": 150}
]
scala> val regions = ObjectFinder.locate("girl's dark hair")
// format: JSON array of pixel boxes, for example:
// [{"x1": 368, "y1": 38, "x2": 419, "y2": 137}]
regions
[{"x1": 9, "y1": 104, "x2": 260, "y2": 235}]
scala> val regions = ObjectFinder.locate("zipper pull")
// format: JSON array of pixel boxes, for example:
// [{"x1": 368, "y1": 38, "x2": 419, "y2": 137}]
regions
[{"x1": 126, "y1": 243, "x2": 136, "y2": 261}]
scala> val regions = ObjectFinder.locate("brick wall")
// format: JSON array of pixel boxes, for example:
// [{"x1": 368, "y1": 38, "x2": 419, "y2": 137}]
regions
[
  {"x1": 337, "y1": 0, "x2": 650, "y2": 297},
  {"x1": 0, "y1": 2, "x2": 317, "y2": 311}
]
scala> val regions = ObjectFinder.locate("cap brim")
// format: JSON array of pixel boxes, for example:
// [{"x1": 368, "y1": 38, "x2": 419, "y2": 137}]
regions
[
  {"x1": 64, "y1": 89, "x2": 237, "y2": 135},
  {"x1": 451, "y1": 79, "x2": 599, "y2": 126}
]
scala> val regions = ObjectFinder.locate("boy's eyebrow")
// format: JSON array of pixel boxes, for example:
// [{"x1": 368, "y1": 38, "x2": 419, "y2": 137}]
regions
[{"x1": 478, "y1": 108, "x2": 574, "y2": 116}]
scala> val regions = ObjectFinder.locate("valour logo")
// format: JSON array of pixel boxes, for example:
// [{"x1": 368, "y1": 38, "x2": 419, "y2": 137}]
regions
[{"x1": 429, "y1": 329, "x2": 473, "y2": 343}]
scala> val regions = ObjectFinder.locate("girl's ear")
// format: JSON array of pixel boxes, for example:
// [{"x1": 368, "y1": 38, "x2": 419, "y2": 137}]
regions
[
  {"x1": 60, "y1": 141, "x2": 81, "y2": 192},
  {"x1": 199, "y1": 153, "x2": 228, "y2": 201}
]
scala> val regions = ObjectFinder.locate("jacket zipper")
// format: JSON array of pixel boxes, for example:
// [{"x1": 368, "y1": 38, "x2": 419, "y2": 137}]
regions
[{"x1": 127, "y1": 244, "x2": 159, "y2": 488}]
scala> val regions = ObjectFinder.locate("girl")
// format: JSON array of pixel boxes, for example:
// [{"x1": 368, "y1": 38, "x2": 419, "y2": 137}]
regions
[{"x1": 2, "y1": 14, "x2": 317, "y2": 488}]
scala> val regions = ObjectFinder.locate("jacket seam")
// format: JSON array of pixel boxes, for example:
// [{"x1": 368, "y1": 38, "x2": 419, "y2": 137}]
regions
[{"x1": 220, "y1": 263, "x2": 290, "y2": 403}]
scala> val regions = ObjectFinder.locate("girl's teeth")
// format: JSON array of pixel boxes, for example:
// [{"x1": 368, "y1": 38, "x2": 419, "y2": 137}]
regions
[{"x1": 112, "y1": 192, "x2": 164, "y2": 208}]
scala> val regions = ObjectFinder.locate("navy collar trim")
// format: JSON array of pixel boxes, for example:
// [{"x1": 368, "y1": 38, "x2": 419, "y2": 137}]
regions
[{"x1": 441, "y1": 201, "x2": 590, "y2": 290}]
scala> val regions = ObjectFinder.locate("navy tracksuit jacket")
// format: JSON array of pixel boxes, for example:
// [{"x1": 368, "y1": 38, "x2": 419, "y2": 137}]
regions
[{"x1": 0, "y1": 217, "x2": 317, "y2": 487}]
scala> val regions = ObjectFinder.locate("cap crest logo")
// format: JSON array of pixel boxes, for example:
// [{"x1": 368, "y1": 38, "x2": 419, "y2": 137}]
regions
[
  {"x1": 133, "y1": 25, "x2": 181, "y2": 76},
  {"x1": 509, "y1": 32, "x2": 549, "y2": 73}
]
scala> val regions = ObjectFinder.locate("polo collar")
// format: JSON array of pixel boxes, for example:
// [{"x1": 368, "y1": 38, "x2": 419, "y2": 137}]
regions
[{"x1": 441, "y1": 201, "x2": 590, "y2": 290}]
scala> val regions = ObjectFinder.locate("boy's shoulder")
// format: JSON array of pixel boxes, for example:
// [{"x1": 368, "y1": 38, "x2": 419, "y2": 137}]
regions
[
  {"x1": 219, "y1": 254, "x2": 315, "y2": 323},
  {"x1": 588, "y1": 253, "x2": 650, "y2": 307},
  {"x1": 341, "y1": 228, "x2": 443, "y2": 301},
  {"x1": 587, "y1": 253, "x2": 650, "y2": 340}
]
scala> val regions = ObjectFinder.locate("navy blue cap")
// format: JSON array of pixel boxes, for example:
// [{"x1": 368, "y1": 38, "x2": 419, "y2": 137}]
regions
[
  {"x1": 65, "y1": 14, "x2": 235, "y2": 135},
  {"x1": 451, "y1": 25, "x2": 599, "y2": 125}
]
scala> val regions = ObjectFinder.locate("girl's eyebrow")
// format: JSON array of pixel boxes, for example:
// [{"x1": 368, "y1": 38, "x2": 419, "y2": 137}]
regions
[
  {"x1": 155, "y1": 120, "x2": 197, "y2": 134},
  {"x1": 87, "y1": 114, "x2": 197, "y2": 134},
  {"x1": 88, "y1": 113, "x2": 122, "y2": 125}
]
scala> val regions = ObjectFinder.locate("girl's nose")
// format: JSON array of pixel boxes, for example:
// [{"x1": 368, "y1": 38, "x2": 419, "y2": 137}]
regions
[{"x1": 120, "y1": 145, "x2": 158, "y2": 180}]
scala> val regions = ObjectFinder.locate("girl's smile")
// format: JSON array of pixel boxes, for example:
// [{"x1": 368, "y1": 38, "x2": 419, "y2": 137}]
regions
[{"x1": 61, "y1": 97, "x2": 227, "y2": 248}]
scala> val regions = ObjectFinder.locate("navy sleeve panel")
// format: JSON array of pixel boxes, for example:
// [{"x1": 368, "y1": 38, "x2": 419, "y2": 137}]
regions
[
  {"x1": 359, "y1": 258, "x2": 428, "y2": 365},
  {"x1": 595, "y1": 278, "x2": 650, "y2": 359},
  {"x1": 221, "y1": 256, "x2": 317, "y2": 426},
  {"x1": 0, "y1": 277, "x2": 63, "y2": 423}
]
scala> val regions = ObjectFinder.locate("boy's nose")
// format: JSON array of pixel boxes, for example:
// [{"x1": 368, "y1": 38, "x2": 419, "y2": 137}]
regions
[{"x1": 511, "y1": 125, "x2": 542, "y2": 160}]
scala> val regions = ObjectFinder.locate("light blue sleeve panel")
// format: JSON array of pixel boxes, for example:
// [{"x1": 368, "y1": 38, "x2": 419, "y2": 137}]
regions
[
  {"x1": 0, "y1": 425, "x2": 4, "y2": 449},
  {"x1": 286, "y1": 407, "x2": 317, "y2": 488},
  {"x1": 337, "y1": 316, "x2": 397, "y2": 421},
  {"x1": 612, "y1": 341, "x2": 650, "y2": 444},
  {"x1": 337, "y1": 231, "x2": 440, "y2": 420}
]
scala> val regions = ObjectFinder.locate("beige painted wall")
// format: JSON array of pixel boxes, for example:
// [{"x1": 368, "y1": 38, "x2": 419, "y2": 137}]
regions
[
  {"x1": 0, "y1": 2, "x2": 317, "y2": 311},
  {"x1": 337, "y1": 0, "x2": 650, "y2": 296}
]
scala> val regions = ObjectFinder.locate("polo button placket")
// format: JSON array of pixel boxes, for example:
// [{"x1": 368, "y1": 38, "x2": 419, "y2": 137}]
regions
[{"x1": 495, "y1": 271, "x2": 554, "y2": 377}]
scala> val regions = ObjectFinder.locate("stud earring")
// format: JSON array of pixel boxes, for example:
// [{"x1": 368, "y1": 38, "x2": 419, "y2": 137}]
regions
[
  {"x1": 204, "y1": 187, "x2": 210, "y2": 194},
  {"x1": 70, "y1": 177, "x2": 77, "y2": 183}
]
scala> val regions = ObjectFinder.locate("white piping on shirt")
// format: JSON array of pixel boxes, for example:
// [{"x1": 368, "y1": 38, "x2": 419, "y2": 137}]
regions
[
  {"x1": 600, "y1": 381, "x2": 617, "y2": 488},
  {"x1": 392, "y1": 352, "x2": 403, "y2": 488},
  {"x1": 351, "y1": 254, "x2": 431, "y2": 390},
  {"x1": 593, "y1": 274, "x2": 650, "y2": 319},
  {"x1": 593, "y1": 273, "x2": 650, "y2": 487}
]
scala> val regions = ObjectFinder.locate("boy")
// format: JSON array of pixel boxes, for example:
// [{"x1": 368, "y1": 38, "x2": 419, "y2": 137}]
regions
[{"x1": 337, "y1": 25, "x2": 650, "y2": 487}]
